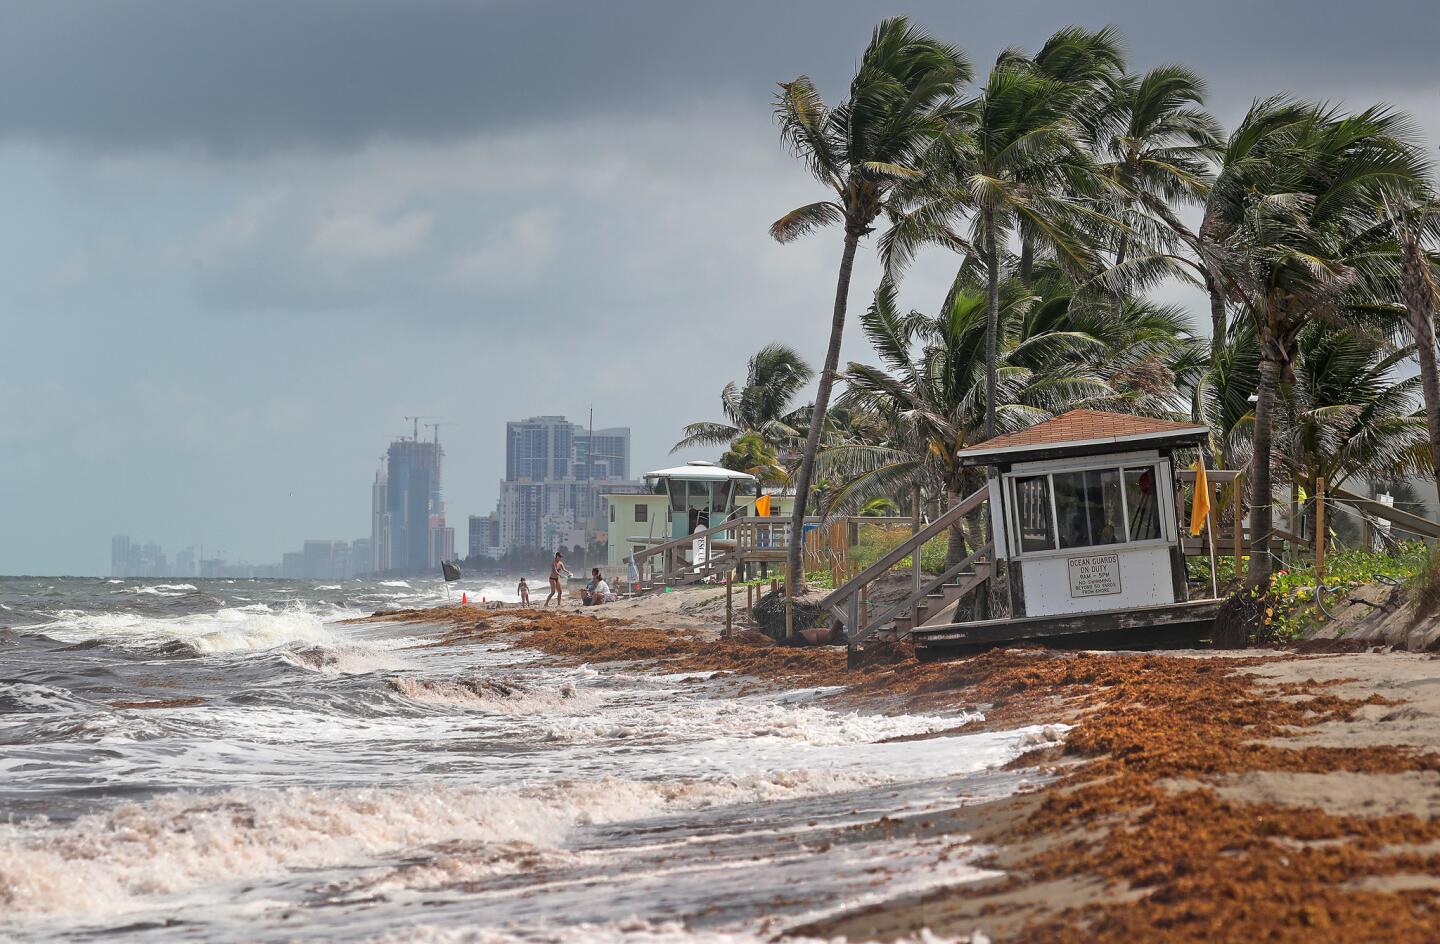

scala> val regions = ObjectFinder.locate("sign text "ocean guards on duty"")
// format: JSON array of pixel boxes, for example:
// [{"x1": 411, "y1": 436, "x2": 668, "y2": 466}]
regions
[{"x1": 1067, "y1": 553, "x2": 1121, "y2": 598}]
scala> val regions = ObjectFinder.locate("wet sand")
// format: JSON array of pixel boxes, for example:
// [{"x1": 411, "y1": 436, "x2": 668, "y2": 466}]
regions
[{"x1": 357, "y1": 595, "x2": 1440, "y2": 942}]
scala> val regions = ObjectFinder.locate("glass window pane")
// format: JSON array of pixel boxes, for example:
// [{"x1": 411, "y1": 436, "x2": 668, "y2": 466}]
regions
[
  {"x1": 669, "y1": 481, "x2": 685, "y2": 512},
  {"x1": 1012, "y1": 475, "x2": 1056, "y2": 552},
  {"x1": 1056, "y1": 468, "x2": 1125, "y2": 549},
  {"x1": 1125, "y1": 466, "x2": 1161, "y2": 541}
]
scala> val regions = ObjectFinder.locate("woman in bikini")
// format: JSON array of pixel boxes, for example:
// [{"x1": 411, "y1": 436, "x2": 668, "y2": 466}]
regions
[{"x1": 545, "y1": 552, "x2": 571, "y2": 606}]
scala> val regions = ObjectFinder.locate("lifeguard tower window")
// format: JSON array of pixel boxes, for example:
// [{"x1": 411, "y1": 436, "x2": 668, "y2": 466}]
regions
[
  {"x1": 1124, "y1": 467, "x2": 1161, "y2": 541},
  {"x1": 1014, "y1": 475, "x2": 1056, "y2": 552},
  {"x1": 635, "y1": 504, "x2": 647, "y2": 522},
  {"x1": 1007, "y1": 460, "x2": 1170, "y2": 557},
  {"x1": 1055, "y1": 468, "x2": 1124, "y2": 549}
]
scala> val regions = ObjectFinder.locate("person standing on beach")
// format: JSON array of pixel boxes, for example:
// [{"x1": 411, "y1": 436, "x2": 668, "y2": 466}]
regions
[
  {"x1": 545, "y1": 552, "x2": 571, "y2": 606},
  {"x1": 517, "y1": 577, "x2": 530, "y2": 606}
]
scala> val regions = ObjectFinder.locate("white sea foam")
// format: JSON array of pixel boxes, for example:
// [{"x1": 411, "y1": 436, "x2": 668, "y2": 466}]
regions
[
  {"x1": 379, "y1": 580, "x2": 412, "y2": 588},
  {"x1": 367, "y1": 920, "x2": 977, "y2": 943},
  {"x1": 0, "y1": 771, "x2": 898, "y2": 918},
  {"x1": 542, "y1": 699, "x2": 979, "y2": 747},
  {"x1": 28, "y1": 602, "x2": 369, "y2": 654},
  {"x1": 385, "y1": 675, "x2": 602, "y2": 714},
  {"x1": 280, "y1": 644, "x2": 407, "y2": 675}
]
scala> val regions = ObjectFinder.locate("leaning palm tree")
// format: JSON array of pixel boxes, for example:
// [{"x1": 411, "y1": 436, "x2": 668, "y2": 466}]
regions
[
  {"x1": 1101, "y1": 64, "x2": 1221, "y2": 268},
  {"x1": 1205, "y1": 102, "x2": 1429, "y2": 586},
  {"x1": 672, "y1": 342, "x2": 813, "y2": 456},
  {"x1": 1382, "y1": 191, "x2": 1440, "y2": 504},
  {"x1": 883, "y1": 53, "x2": 1107, "y2": 441},
  {"x1": 770, "y1": 16, "x2": 970, "y2": 591}
]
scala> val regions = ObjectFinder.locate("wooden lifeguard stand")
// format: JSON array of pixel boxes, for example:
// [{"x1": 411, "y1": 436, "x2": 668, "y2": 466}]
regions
[{"x1": 908, "y1": 410, "x2": 1221, "y2": 655}]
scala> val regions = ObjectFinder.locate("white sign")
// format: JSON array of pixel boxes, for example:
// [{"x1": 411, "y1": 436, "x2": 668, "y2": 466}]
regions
[{"x1": 1068, "y1": 554, "x2": 1121, "y2": 598}]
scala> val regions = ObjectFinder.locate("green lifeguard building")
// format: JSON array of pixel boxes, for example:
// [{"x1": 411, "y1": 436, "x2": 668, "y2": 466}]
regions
[{"x1": 602, "y1": 460, "x2": 794, "y2": 566}]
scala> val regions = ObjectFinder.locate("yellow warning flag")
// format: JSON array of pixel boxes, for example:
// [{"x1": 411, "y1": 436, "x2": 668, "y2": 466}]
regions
[
  {"x1": 1190, "y1": 457, "x2": 1211, "y2": 537},
  {"x1": 755, "y1": 494, "x2": 772, "y2": 517}
]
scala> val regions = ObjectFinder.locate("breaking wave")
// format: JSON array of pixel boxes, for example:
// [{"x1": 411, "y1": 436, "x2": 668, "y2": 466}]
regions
[
  {"x1": 0, "y1": 771, "x2": 893, "y2": 918},
  {"x1": 385, "y1": 675, "x2": 600, "y2": 713}
]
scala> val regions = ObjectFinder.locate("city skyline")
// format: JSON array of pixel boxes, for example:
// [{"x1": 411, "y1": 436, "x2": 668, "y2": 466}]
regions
[{"x1": 101, "y1": 413, "x2": 652, "y2": 578}]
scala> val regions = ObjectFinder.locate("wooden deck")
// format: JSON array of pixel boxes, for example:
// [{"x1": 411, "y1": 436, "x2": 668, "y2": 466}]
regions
[{"x1": 910, "y1": 598, "x2": 1222, "y2": 659}]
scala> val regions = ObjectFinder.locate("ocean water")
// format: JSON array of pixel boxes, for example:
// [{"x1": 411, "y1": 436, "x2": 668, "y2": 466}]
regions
[{"x1": 0, "y1": 576, "x2": 1053, "y2": 942}]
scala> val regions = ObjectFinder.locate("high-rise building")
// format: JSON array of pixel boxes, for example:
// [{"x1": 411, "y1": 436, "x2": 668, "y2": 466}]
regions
[
  {"x1": 174, "y1": 547, "x2": 196, "y2": 578},
  {"x1": 494, "y1": 416, "x2": 634, "y2": 554},
  {"x1": 369, "y1": 429, "x2": 452, "y2": 574},
  {"x1": 371, "y1": 466, "x2": 391, "y2": 574},
  {"x1": 468, "y1": 514, "x2": 501, "y2": 559}
]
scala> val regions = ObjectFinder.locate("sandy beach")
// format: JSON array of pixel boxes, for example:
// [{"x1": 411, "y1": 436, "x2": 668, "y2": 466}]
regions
[{"x1": 358, "y1": 591, "x2": 1440, "y2": 942}]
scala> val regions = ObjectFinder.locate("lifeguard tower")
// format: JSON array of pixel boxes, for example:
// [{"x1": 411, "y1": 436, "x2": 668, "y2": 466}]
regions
[
  {"x1": 820, "y1": 410, "x2": 1224, "y2": 658},
  {"x1": 604, "y1": 461, "x2": 762, "y2": 567}
]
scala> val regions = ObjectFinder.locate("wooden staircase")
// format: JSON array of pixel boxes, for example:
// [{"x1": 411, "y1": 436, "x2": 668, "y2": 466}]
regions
[{"x1": 817, "y1": 485, "x2": 994, "y2": 651}]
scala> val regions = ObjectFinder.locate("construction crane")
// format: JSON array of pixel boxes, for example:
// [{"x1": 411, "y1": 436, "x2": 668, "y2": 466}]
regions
[
  {"x1": 423, "y1": 421, "x2": 456, "y2": 445},
  {"x1": 402, "y1": 415, "x2": 438, "y2": 441}
]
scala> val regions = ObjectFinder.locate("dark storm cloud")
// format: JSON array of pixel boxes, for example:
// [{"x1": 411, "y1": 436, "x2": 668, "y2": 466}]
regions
[{"x1": 4, "y1": 0, "x2": 1439, "y2": 154}]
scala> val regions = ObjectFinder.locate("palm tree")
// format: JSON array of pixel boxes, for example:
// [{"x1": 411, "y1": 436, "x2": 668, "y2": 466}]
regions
[
  {"x1": 672, "y1": 342, "x2": 813, "y2": 457},
  {"x1": 1273, "y1": 324, "x2": 1429, "y2": 503},
  {"x1": 822, "y1": 274, "x2": 1113, "y2": 566},
  {"x1": 1382, "y1": 192, "x2": 1440, "y2": 505},
  {"x1": 770, "y1": 17, "x2": 970, "y2": 591},
  {"x1": 719, "y1": 431, "x2": 789, "y2": 487},
  {"x1": 1101, "y1": 65, "x2": 1221, "y2": 268},
  {"x1": 1009, "y1": 26, "x2": 1128, "y2": 283},
  {"x1": 883, "y1": 52, "x2": 1107, "y2": 441},
  {"x1": 1204, "y1": 102, "x2": 1429, "y2": 586}
]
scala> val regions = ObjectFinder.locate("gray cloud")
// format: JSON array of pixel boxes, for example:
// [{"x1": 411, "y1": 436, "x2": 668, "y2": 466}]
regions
[{"x1": 5, "y1": 1, "x2": 1439, "y2": 154}]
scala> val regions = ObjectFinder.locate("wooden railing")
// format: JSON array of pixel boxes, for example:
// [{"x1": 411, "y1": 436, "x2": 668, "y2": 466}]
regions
[
  {"x1": 842, "y1": 541, "x2": 993, "y2": 645},
  {"x1": 627, "y1": 515, "x2": 828, "y2": 587},
  {"x1": 819, "y1": 484, "x2": 990, "y2": 638}
]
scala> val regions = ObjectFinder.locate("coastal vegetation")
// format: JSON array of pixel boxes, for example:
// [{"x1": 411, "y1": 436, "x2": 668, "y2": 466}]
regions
[{"x1": 725, "y1": 17, "x2": 1440, "y2": 625}]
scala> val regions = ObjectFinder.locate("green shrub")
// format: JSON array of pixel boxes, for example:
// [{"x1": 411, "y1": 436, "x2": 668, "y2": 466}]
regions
[
  {"x1": 1207, "y1": 543, "x2": 1427, "y2": 641},
  {"x1": 850, "y1": 523, "x2": 952, "y2": 576}
]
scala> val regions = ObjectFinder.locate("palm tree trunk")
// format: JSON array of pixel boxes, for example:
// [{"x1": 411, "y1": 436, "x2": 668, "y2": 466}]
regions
[
  {"x1": 1399, "y1": 230, "x2": 1440, "y2": 506},
  {"x1": 1115, "y1": 231, "x2": 1129, "y2": 269},
  {"x1": 786, "y1": 228, "x2": 861, "y2": 594},
  {"x1": 1245, "y1": 353, "x2": 1282, "y2": 587},
  {"x1": 1204, "y1": 271, "x2": 1227, "y2": 366},
  {"x1": 1018, "y1": 229, "x2": 1034, "y2": 286},
  {"x1": 984, "y1": 208, "x2": 1000, "y2": 440}
]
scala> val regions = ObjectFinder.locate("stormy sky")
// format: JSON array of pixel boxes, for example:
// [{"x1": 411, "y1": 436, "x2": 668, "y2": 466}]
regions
[{"x1": 4, "y1": 0, "x2": 1439, "y2": 575}]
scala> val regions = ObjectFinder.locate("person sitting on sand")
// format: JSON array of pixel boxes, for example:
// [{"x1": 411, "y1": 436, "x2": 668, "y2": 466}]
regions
[
  {"x1": 545, "y1": 552, "x2": 571, "y2": 607},
  {"x1": 517, "y1": 577, "x2": 530, "y2": 606},
  {"x1": 582, "y1": 567, "x2": 612, "y2": 606}
]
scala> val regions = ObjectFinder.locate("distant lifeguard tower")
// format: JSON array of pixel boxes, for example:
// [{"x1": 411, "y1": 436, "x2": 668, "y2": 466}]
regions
[{"x1": 604, "y1": 460, "x2": 795, "y2": 567}]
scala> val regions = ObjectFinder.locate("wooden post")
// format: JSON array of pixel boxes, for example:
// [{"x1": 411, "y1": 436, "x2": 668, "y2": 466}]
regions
[
  {"x1": 1233, "y1": 472, "x2": 1245, "y2": 573},
  {"x1": 725, "y1": 566, "x2": 733, "y2": 637},
  {"x1": 1205, "y1": 478, "x2": 1219, "y2": 598},
  {"x1": 860, "y1": 584, "x2": 869, "y2": 629},
  {"x1": 784, "y1": 561, "x2": 794, "y2": 640},
  {"x1": 911, "y1": 483, "x2": 922, "y2": 626},
  {"x1": 1315, "y1": 477, "x2": 1326, "y2": 582}
]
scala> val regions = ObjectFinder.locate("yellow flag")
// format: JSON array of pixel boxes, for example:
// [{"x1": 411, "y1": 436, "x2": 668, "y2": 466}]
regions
[
  {"x1": 755, "y1": 494, "x2": 772, "y2": 517},
  {"x1": 1190, "y1": 457, "x2": 1211, "y2": 537}
]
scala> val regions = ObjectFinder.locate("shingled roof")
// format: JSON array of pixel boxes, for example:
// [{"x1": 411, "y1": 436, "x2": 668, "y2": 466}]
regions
[{"x1": 958, "y1": 409, "x2": 1208, "y2": 464}]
